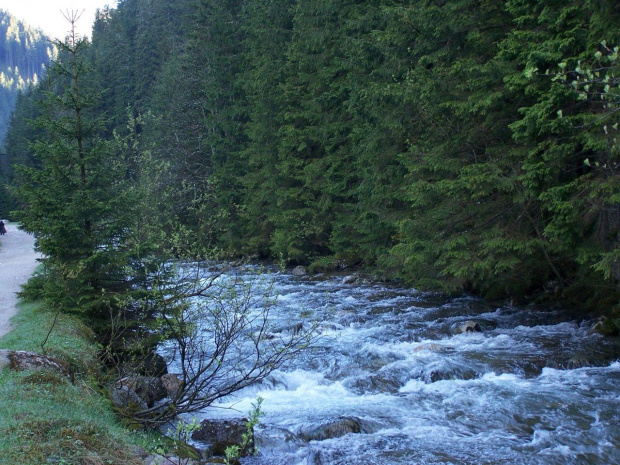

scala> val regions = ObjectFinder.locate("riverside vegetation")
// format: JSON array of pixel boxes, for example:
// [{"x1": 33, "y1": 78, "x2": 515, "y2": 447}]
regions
[
  {"x1": 0, "y1": 301, "x2": 162, "y2": 464},
  {"x1": 2, "y1": 0, "x2": 620, "y2": 318}
]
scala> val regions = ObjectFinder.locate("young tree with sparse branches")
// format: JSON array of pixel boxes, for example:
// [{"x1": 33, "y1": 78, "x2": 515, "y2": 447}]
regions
[{"x1": 118, "y1": 266, "x2": 317, "y2": 427}]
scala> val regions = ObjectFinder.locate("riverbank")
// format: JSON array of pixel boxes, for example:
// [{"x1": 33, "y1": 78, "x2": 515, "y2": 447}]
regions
[
  {"x1": 0, "y1": 301, "x2": 163, "y2": 464},
  {"x1": 0, "y1": 224, "x2": 162, "y2": 464}
]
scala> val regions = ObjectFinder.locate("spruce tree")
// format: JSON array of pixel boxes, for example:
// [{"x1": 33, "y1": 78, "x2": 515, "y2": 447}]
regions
[{"x1": 13, "y1": 15, "x2": 138, "y2": 316}]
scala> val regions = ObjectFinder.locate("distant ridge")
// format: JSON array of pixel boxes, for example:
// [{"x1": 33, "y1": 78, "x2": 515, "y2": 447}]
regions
[{"x1": 0, "y1": 9, "x2": 54, "y2": 144}]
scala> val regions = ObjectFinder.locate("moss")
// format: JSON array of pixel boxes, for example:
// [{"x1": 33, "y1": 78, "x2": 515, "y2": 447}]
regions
[{"x1": 20, "y1": 370, "x2": 69, "y2": 387}]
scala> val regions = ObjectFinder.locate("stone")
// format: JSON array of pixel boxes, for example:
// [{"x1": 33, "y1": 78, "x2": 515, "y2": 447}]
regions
[
  {"x1": 161, "y1": 373, "x2": 184, "y2": 398},
  {"x1": 191, "y1": 418, "x2": 252, "y2": 456},
  {"x1": 297, "y1": 417, "x2": 363, "y2": 442},
  {"x1": 131, "y1": 445, "x2": 150, "y2": 459},
  {"x1": 291, "y1": 266, "x2": 307, "y2": 276},
  {"x1": 143, "y1": 455, "x2": 198, "y2": 465},
  {"x1": 452, "y1": 320, "x2": 482, "y2": 335},
  {"x1": 109, "y1": 385, "x2": 148, "y2": 411},
  {"x1": 139, "y1": 352, "x2": 168, "y2": 377},
  {"x1": 0, "y1": 349, "x2": 72, "y2": 380},
  {"x1": 273, "y1": 321, "x2": 304, "y2": 335},
  {"x1": 413, "y1": 343, "x2": 445, "y2": 353},
  {"x1": 116, "y1": 376, "x2": 167, "y2": 407}
]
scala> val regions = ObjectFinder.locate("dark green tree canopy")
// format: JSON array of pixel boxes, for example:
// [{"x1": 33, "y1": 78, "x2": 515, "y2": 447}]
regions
[{"x1": 5, "y1": 0, "x2": 620, "y2": 314}]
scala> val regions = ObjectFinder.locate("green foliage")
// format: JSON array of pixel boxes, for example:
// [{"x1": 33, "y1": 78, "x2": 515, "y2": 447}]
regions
[
  {"x1": 6, "y1": 0, "x2": 620, "y2": 310},
  {"x1": 11, "y1": 21, "x2": 169, "y2": 319},
  {"x1": 164, "y1": 418, "x2": 202, "y2": 463},
  {"x1": 0, "y1": 10, "x2": 53, "y2": 143},
  {"x1": 224, "y1": 397, "x2": 264, "y2": 465},
  {"x1": 0, "y1": 301, "x2": 156, "y2": 465}
]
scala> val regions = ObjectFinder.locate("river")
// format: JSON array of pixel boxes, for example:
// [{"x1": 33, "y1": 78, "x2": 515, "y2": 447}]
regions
[{"x1": 165, "y1": 265, "x2": 620, "y2": 464}]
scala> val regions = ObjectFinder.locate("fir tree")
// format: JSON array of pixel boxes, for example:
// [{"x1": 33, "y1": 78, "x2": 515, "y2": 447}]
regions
[{"x1": 13, "y1": 14, "x2": 141, "y2": 316}]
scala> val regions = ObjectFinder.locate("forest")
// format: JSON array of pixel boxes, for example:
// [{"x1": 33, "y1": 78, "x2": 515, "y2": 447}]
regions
[
  {"x1": 0, "y1": 10, "x2": 52, "y2": 140},
  {"x1": 3, "y1": 0, "x2": 620, "y2": 320},
  {"x1": 0, "y1": 10, "x2": 52, "y2": 216}
]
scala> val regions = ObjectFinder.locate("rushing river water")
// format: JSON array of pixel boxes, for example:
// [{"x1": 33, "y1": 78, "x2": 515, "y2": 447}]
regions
[{"x1": 165, "y1": 266, "x2": 620, "y2": 464}]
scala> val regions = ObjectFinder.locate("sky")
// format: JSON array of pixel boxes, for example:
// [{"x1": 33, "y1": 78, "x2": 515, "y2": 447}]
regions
[{"x1": 0, "y1": 0, "x2": 117, "y2": 39}]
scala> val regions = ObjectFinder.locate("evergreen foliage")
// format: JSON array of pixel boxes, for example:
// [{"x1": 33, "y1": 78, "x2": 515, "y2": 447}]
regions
[
  {"x1": 0, "y1": 10, "x2": 52, "y2": 217},
  {"x1": 12, "y1": 18, "x2": 159, "y2": 317},
  {"x1": 0, "y1": 10, "x2": 53, "y2": 143},
  {"x1": 5, "y1": 0, "x2": 620, "y2": 312}
]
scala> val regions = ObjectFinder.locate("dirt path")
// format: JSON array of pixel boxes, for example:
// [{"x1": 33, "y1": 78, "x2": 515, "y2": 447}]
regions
[{"x1": 0, "y1": 223, "x2": 41, "y2": 338}]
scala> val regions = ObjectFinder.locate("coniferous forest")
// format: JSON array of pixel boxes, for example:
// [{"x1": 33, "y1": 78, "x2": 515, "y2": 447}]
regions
[
  {"x1": 3, "y1": 0, "x2": 620, "y2": 318},
  {"x1": 0, "y1": 10, "x2": 52, "y2": 215},
  {"x1": 0, "y1": 10, "x2": 52, "y2": 140}
]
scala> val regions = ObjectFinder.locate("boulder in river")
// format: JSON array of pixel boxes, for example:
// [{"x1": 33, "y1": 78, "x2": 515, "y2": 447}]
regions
[
  {"x1": 161, "y1": 373, "x2": 184, "y2": 398},
  {"x1": 342, "y1": 274, "x2": 359, "y2": 285},
  {"x1": 191, "y1": 418, "x2": 253, "y2": 456},
  {"x1": 297, "y1": 417, "x2": 364, "y2": 442},
  {"x1": 291, "y1": 266, "x2": 308, "y2": 276},
  {"x1": 413, "y1": 343, "x2": 448, "y2": 353},
  {"x1": 452, "y1": 320, "x2": 482, "y2": 335},
  {"x1": 273, "y1": 321, "x2": 304, "y2": 335}
]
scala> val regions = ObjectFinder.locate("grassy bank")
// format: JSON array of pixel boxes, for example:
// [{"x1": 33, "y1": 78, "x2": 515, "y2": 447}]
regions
[{"x1": 0, "y1": 301, "x2": 162, "y2": 464}]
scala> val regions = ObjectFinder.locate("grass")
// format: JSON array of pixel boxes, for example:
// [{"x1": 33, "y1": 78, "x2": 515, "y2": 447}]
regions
[{"x1": 0, "y1": 301, "x2": 165, "y2": 465}]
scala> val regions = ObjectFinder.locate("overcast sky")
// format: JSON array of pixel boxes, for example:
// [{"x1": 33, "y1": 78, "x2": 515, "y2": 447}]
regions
[{"x1": 1, "y1": 0, "x2": 117, "y2": 39}]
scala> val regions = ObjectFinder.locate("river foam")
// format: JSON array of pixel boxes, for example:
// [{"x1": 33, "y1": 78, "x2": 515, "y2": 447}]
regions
[{"x1": 170, "y1": 266, "x2": 620, "y2": 464}]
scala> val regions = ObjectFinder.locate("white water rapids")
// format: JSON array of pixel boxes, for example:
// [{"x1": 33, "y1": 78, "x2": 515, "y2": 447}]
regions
[{"x1": 163, "y1": 266, "x2": 620, "y2": 464}]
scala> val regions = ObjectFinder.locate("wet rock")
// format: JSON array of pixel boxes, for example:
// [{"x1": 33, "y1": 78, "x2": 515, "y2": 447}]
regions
[
  {"x1": 320, "y1": 322, "x2": 345, "y2": 332},
  {"x1": 0, "y1": 349, "x2": 72, "y2": 380},
  {"x1": 346, "y1": 374, "x2": 402, "y2": 394},
  {"x1": 191, "y1": 418, "x2": 252, "y2": 456},
  {"x1": 144, "y1": 455, "x2": 200, "y2": 465},
  {"x1": 255, "y1": 426, "x2": 304, "y2": 454},
  {"x1": 131, "y1": 445, "x2": 150, "y2": 459},
  {"x1": 109, "y1": 385, "x2": 148, "y2": 411},
  {"x1": 139, "y1": 351, "x2": 168, "y2": 377},
  {"x1": 273, "y1": 321, "x2": 304, "y2": 335},
  {"x1": 292, "y1": 266, "x2": 308, "y2": 276},
  {"x1": 452, "y1": 320, "x2": 482, "y2": 335},
  {"x1": 116, "y1": 375, "x2": 167, "y2": 407},
  {"x1": 307, "y1": 450, "x2": 327, "y2": 465},
  {"x1": 564, "y1": 356, "x2": 595, "y2": 369},
  {"x1": 413, "y1": 343, "x2": 446, "y2": 353},
  {"x1": 161, "y1": 373, "x2": 184, "y2": 398},
  {"x1": 297, "y1": 417, "x2": 364, "y2": 442},
  {"x1": 426, "y1": 368, "x2": 477, "y2": 383}
]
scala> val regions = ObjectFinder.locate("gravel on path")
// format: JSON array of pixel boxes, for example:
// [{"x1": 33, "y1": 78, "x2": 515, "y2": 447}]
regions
[{"x1": 0, "y1": 223, "x2": 41, "y2": 338}]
